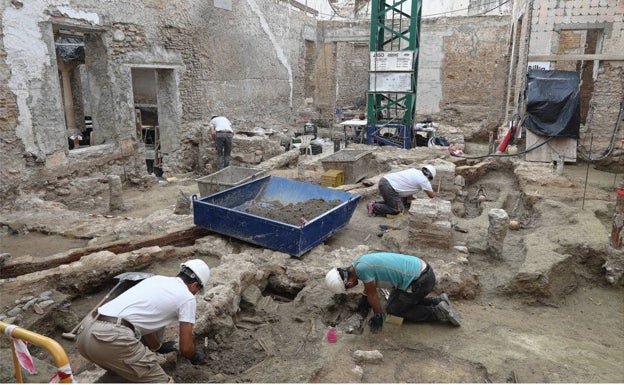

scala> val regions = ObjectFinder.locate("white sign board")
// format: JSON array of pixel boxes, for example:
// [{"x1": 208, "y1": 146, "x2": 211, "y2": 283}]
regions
[
  {"x1": 370, "y1": 51, "x2": 414, "y2": 71},
  {"x1": 369, "y1": 72, "x2": 413, "y2": 92},
  {"x1": 527, "y1": 61, "x2": 550, "y2": 71}
]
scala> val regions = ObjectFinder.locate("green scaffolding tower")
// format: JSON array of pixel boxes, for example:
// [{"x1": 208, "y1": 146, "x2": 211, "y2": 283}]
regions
[{"x1": 366, "y1": 0, "x2": 422, "y2": 149}]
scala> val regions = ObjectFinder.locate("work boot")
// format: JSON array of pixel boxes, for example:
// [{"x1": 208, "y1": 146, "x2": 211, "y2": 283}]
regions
[
  {"x1": 433, "y1": 301, "x2": 462, "y2": 327},
  {"x1": 437, "y1": 293, "x2": 451, "y2": 305}
]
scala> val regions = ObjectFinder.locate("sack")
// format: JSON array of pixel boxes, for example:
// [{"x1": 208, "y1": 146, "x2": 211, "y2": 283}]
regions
[{"x1": 428, "y1": 135, "x2": 450, "y2": 148}]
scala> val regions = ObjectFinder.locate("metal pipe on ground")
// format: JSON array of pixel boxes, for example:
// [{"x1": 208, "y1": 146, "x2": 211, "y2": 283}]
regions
[{"x1": 582, "y1": 134, "x2": 593, "y2": 210}]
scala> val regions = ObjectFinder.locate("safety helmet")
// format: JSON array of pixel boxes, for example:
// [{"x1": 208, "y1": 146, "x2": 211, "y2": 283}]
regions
[
  {"x1": 422, "y1": 164, "x2": 436, "y2": 180},
  {"x1": 325, "y1": 267, "x2": 346, "y2": 294},
  {"x1": 180, "y1": 259, "x2": 210, "y2": 293}
]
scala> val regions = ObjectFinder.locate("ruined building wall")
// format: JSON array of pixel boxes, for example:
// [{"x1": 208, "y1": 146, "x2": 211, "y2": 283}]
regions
[
  {"x1": 316, "y1": 19, "x2": 371, "y2": 123},
  {"x1": 0, "y1": 16, "x2": 22, "y2": 202},
  {"x1": 317, "y1": 16, "x2": 511, "y2": 128},
  {"x1": 512, "y1": 0, "x2": 624, "y2": 164},
  {"x1": 334, "y1": 41, "x2": 369, "y2": 118},
  {"x1": 0, "y1": 0, "x2": 137, "y2": 209},
  {"x1": 424, "y1": 16, "x2": 510, "y2": 127},
  {"x1": 0, "y1": 0, "x2": 318, "y2": 208},
  {"x1": 6, "y1": 0, "x2": 597, "y2": 210}
]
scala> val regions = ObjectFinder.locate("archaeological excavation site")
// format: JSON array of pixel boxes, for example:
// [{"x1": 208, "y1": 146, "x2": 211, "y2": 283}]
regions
[{"x1": 1, "y1": 0, "x2": 623, "y2": 383}]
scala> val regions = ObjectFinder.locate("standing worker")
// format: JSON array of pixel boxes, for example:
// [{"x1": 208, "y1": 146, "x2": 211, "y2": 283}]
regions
[
  {"x1": 77, "y1": 259, "x2": 211, "y2": 383},
  {"x1": 209, "y1": 115, "x2": 234, "y2": 170},
  {"x1": 325, "y1": 252, "x2": 461, "y2": 334},
  {"x1": 368, "y1": 165, "x2": 437, "y2": 217}
]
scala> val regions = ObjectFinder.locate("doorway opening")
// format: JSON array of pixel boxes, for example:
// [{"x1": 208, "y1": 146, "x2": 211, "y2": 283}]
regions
[
  {"x1": 132, "y1": 68, "x2": 163, "y2": 177},
  {"x1": 131, "y1": 67, "x2": 180, "y2": 178}
]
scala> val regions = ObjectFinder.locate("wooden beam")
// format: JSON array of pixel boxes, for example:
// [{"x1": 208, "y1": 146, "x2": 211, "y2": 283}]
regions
[
  {"x1": 529, "y1": 54, "x2": 624, "y2": 62},
  {"x1": 0, "y1": 226, "x2": 210, "y2": 279}
]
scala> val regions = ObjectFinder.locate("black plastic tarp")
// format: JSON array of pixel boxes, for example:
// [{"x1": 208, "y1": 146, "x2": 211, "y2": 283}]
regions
[
  {"x1": 56, "y1": 37, "x2": 85, "y2": 64},
  {"x1": 521, "y1": 70, "x2": 580, "y2": 138}
]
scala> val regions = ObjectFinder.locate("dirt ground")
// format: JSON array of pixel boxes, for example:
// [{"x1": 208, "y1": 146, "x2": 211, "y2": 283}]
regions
[{"x1": 1, "y1": 146, "x2": 623, "y2": 383}]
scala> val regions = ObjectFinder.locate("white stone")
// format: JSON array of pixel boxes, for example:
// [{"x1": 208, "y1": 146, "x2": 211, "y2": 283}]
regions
[{"x1": 353, "y1": 349, "x2": 383, "y2": 363}]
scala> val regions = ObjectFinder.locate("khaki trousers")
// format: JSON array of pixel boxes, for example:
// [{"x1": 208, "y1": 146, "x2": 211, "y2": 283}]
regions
[{"x1": 77, "y1": 316, "x2": 170, "y2": 383}]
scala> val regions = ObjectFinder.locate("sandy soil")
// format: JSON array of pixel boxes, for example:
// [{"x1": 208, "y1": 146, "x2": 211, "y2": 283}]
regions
[{"x1": 1, "y1": 156, "x2": 623, "y2": 383}]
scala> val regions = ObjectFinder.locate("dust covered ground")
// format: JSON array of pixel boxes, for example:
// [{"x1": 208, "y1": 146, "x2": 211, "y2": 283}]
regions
[{"x1": 1, "y1": 144, "x2": 623, "y2": 384}]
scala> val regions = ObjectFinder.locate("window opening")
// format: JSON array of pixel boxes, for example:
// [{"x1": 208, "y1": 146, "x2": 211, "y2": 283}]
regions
[
  {"x1": 556, "y1": 29, "x2": 602, "y2": 125},
  {"x1": 55, "y1": 32, "x2": 93, "y2": 150}
]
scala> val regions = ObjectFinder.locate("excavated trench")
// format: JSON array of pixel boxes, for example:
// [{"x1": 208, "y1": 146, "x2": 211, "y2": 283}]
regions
[{"x1": 1, "y1": 159, "x2": 622, "y2": 383}]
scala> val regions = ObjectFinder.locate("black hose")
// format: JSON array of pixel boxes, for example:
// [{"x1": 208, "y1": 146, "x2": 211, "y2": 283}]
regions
[
  {"x1": 452, "y1": 134, "x2": 555, "y2": 160},
  {"x1": 578, "y1": 99, "x2": 624, "y2": 162}
]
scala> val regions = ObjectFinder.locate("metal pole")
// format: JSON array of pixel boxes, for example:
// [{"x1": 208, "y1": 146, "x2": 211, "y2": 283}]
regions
[
  {"x1": 613, "y1": 139, "x2": 623, "y2": 188},
  {"x1": 582, "y1": 134, "x2": 593, "y2": 210}
]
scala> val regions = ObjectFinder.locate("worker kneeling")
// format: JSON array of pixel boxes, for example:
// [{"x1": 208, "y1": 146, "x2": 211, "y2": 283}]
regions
[
  {"x1": 325, "y1": 252, "x2": 461, "y2": 334},
  {"x1": 77, "y1": 259, "x2": 210, "y2": 383}
]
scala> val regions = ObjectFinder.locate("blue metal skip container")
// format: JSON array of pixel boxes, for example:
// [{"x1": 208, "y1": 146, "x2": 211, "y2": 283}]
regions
[{"x1": 192, "y1": 175, "x2": 362, "y2": 257}]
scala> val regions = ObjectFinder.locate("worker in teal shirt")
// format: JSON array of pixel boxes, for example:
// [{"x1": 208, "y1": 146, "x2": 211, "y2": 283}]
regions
[{"x1": 325, "y1": 252, "x2": 461, "y2": 333}]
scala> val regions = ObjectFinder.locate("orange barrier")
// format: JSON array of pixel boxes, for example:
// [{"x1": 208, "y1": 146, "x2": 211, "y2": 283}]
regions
[{"x1": 0, "y1": 321, "x2": 74, "y2": 383}]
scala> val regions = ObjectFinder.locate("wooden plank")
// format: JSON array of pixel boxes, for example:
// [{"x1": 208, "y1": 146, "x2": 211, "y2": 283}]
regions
[
  {"x1": 1, "y1": 226, "x2": 209, "y2": 279},
  {"x1": 529, "y1": 54, "x2": 624, "y2": 61},
  {"x1": 524, "y1": 131, "x2": 577, "y2": 163}
]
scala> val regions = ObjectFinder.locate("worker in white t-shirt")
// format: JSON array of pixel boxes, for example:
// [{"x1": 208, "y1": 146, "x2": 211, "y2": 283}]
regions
[
  {"x1": 209, "y1": 115, "x2": 234, "y2": 170},
  {"x1": 367, "y1": 165, "x2": 437, "y2": 217},
  {"x1": 77, "y1": 259, "x2": 211, "y2": 383}
]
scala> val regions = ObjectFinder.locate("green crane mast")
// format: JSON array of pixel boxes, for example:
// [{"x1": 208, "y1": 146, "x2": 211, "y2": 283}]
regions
[{"x1": 366, "y1": 0, "x2": 422, "y2": 149}]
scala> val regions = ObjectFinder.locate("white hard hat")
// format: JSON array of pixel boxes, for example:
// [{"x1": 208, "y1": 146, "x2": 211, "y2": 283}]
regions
[
  {"x1": 325, "y1": 268, "x2": 346, "y2": 294},
  {"x1": 423, "y1": 165, "x2": 436, "y2": 180},
  {"x1": 180, "y1": 259, "x2": 210, "y2": 292}
]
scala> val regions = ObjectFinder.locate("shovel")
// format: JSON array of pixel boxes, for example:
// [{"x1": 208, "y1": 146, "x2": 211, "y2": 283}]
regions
[{"x1": 61, "y1": 271, "x2": 154, "y2": 340}]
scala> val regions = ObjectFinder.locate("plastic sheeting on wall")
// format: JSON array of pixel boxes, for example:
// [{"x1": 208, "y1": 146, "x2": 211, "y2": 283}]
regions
[
  {"x1": 55, "y1": 37, "x2": 85, "y2": 64},
  {"x1": 521, "y1": 70, "x2": 580, "y2": 139}
]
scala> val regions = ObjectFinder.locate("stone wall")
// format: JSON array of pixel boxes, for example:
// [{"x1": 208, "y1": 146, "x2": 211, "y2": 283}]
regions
[
  {"x1": 319, "y1": 16, "x2": 512, "y2": 127},
  {"x1": 408, "y1": 198, "x2": 454, "y2": 250},
  {"x1": 427, "y1": 16, "x2": 510, "y2": 127}
]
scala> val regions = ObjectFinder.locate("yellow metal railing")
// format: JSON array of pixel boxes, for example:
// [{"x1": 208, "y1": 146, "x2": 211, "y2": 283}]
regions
[{"x1": 1, "y1": 321, "x2": 74, "y2": 383}]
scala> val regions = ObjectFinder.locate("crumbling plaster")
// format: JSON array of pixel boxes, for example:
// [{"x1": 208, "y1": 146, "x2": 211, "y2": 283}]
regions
[{"x1": 2, "y1": 0, "x2": 68, "y2": 158}]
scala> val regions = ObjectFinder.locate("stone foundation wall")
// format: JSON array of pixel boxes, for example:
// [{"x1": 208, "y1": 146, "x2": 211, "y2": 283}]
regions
[{"x1": 408, "y1": 198, "x2": 454, "y2": 250}]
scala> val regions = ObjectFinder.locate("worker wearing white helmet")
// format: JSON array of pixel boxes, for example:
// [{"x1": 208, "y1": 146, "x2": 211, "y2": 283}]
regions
[
  {"x1": 77, "y1": 259, "x2": 211, "y2": 382},
  {"x1": 367, "y1": 165, "x2": 437, "y2": 217},
  {"x1": 325, "y1": 252, "x2": 460, "y2": 334}
]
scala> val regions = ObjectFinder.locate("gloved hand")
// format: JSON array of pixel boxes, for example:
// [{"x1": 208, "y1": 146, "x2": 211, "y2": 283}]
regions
[
  {"x1": 357, "y1": 295, "x2": 371, "y2": 317},
  {"x1": 368, "y1": 313, "x2": 384, "y2": 334},
  {"x1": 155, "y1": 341, "x2": 178, "y2": 354},
  {"x1": 190, "y1": 351, "x2": 206, "y2": 365}
]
